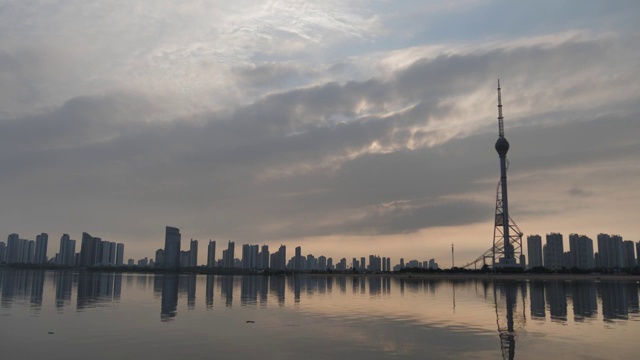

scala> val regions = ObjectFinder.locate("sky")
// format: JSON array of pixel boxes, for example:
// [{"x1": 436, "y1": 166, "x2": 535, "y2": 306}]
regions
[{"x1": 1, "y1": 0, "x2": 639, "y2": 266}]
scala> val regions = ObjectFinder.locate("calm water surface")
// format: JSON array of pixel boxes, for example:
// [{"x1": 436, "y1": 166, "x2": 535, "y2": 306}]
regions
[{"x1": 0, "y1": 269, "x2": 638, "y2": 359}]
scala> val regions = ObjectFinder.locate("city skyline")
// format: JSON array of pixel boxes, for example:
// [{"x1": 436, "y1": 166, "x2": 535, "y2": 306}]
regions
[
  {"x1": 1, "y1": 227, "x2": 638, "y2": 272},
  {"x1": 0, "y1": 1, "x2": 639, "y2": 265}
]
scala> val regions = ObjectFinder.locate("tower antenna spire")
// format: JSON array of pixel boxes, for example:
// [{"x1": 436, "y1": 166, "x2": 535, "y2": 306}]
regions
[{"x1": 497, "y1": 79, "x2": 504, "y2": 137}]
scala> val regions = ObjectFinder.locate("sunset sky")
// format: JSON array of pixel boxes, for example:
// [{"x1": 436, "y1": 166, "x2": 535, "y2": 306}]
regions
[{"x1": 1, "y1": 0, "x2": 639, "y2": 266}]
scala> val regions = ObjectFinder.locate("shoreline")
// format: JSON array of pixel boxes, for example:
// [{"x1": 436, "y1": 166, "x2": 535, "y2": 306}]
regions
[
  {"x1": 392, "y1": 273, "x2": 640, "y2": 281},
  {"x1": 2, "y1": 265, "x2": 640, "y2": 281}
]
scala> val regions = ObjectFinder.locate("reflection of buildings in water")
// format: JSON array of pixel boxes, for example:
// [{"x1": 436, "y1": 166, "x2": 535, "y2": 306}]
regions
[
  {"x1": 326, "y1": 276, "x2": 333, "y2": 294},
  {"x1": 352, "y1": 276, "x2": 360, "y2": 294},
  {"x1": 98, "y1": 273, "x2": 114, "y2": 299},
  {"x1": 206, "y1": 275, "x2": 214, "y2": 309},
  {"x1": 629, "y1": 283, "x2": 640, "y2": 315},
  {"x1": 1, "y1": 269, "x2": 29, "y2": 308},
  {"x1": 545, "y1": 281, "x2": 567, "y2": 321},
  {"x1": 529, "y1": 281, "x2": 545, "y2": 319},
  {"x1": 599, "y1": 282, "x2": 638, "y2": 321},
  {"x1": 114, "y1": 273, "x2": 122, "y2": 300},
  {"x1": 55, "y1": 271, "x2": 74, "y2": 309},
  {"x1": 221, "y1": 275, "x2": 234, "y2": 307},
  {"x1": 259, "y1": 276, "x2": 268, "y2": 305},
  {"x1": 383, "y1": 276, "x2": 391, "y2": 295},
  {"x1": 287, "y1": 275, "x2": 301, "y2": 303},
  {"x1": 270, "y1": 275, "x2": 286, "y2": 306},
  {"x1": 161, "y1": 274, "x2": 179, "y2": 322},
  {"x1": 337, "y1": 275, "x2": 347, "y2": 294},
  {"x1": 77, "y1": 272, "x2": 119, "y2": 310},
  {"x1": 186, "y1": 275, "x2": 196, "y2": 309},
  {"x1": 0, "y1": 270, "x2": 47, "y2": 309},
  {"x1": 136, "y1": 274, "x2": 148, "y2": 290},
  {"x1": 30, "y1": 270, "x2": 45, "y2": 309},
  {"x1": 368, "y1": 276, "x2": 381, "y2": 296},
  {"x1": 241, "y1": 275, "x2": 258, "y2": 305},
  {"x1": 306, "y1": 276, "x2": 318, "y2": 296},
  {"x1": 153, "y1": 275, "x2": 163, "y2": 296},
  {"x1": 571, "y1": 281, "x2": 597, "y2": 320},
  {"x1": 316, "y1": 275, "x2": 326, "y2": 295}
]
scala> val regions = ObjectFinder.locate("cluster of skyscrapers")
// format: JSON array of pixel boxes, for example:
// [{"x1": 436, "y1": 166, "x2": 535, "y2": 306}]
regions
[
  {"x1": 0, "y1": 232, "x2": 124, "y2": 267},
  {"x1": 155, "y1": 226, "x2": 435, "y2": 272},
  {"x1": 527, "y1": 233, "x2": 638, "y2": 270}
]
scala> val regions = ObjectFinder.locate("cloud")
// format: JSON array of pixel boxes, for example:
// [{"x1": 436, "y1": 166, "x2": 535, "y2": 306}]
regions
[
  {"x1": 0, "y1": 3, "x2": 639, "y2": 263},
  {"x1": 567, "y1": 187, "x2": 594, "y2": 198}
]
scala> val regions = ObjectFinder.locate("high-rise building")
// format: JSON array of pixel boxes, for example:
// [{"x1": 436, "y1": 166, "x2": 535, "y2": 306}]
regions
[
  {"x1": 327, "y1": 257, "x2": 333, "y2": 270},
  {"x1": 622, "y1": 240, "x2": 636, "y2": 268},
  {"x1": 597, "y1": 234, "x2": 624, "y2": 269},
  {"x1": 189, "y1": 239, "x2": 198, "y2": 267},
  {"x1": 269, "y1": 244, "x2": 286, "y2": 270},
  {"x1": 386, "y1": 257, "x2": 391, "y2": 272},
  {"x1": 337, "y1": 258, "x2": 347, "y2": 271},
  {"x1": 636, "y1": 242, "x2": 640, "y2": 268},
  {"x1": 318, "y1": 255, "x2": 327, "y2": 271},
  {"x1": 544, "y1": 233, "x2": 564, "y2": 270},
  {"x1": 80, "y1": 232, "x2": 102, "y2": 267},
  {"x1": 307, "y1": 254, "x2": 317, "y2": 271},
  {"x1": 164, "y1": 226, "x2": 181, "y2": 269},
  {"x1": 35, "y1": 233, "x2": 48, "y2": 264},
  {"x1": 223, "y1": 241, "x2": 235, "y2": 268},
  {"x1": 527, "y1": 235, "x2": 543, "y2": 269},
  {"x1": 568, "y1": 234, "x2": 594, "y2": 270},
  {"x1": 382, "y1": 257, "x2": 387, "y2": 272},
  {"x1": 207, "y1": 240, "x2": 216, "y2": 268},
  {"x1": 155, "y1": 248, "x2": 165, "y2": 267},
  {"x1": 259, "y1": 244, "x2": 269, "y2": 269},
  {"x1": 116, "y1": 243, "x2": 124, "y2": 266},
  {"x1": 99, "y1": 241, "x2": 117, "y2": 265},
  {"x1": 0, "y1": 241, "x2": 6, "y2": 263},
  {"x1": 294, "y1": 246, "x2": 302, "y2": 271},
  {"x1": 428, "y1": 259, "x2": 438, "y2": 270},
  {"x1": 360, "y1": 257, "x2": 366, "y2": 272},
  {"x1": 247, "y1": 244, "x2": 259, "y2": 269},
  {"x1": 58, "y1": 234, "x2": 75, "y2": 266},
  {"x1": 368, "y1": 255, "x2": 382, "y2": 272},
  {"x1": 179, "y1": 251, "x2": 189, "y2": 267},
  {"x1": 109, "y1": 242, "x2": 116, "y2": 264},
  {"x1": 6, "y1": 233, "x2": 20, "y2": 264},
  {"x1": 242, "y1": 244, "x2": 251, "y2": 269}
]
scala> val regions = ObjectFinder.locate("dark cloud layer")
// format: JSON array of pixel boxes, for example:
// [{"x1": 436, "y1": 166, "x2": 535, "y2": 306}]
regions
[{"x1": 0, "y1": 31, "x2": 639, "y2": 254}]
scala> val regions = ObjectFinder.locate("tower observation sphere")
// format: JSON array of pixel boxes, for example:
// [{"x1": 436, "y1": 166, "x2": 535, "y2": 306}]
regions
[{"x1": 495, "y1": 137, "x2": 510, "y2": 156}]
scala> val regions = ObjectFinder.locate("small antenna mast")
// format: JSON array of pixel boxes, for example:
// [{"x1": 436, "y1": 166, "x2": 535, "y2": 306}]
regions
[{"x1": 497, "y1": 79, "x2": 504, "y2": 137}]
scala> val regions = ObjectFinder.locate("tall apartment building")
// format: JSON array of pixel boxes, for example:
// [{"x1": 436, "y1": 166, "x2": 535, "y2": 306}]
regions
[
  {"x1": 116, "y1": 243, "x2": 124, "y2": 266},
  {"x1": 622, "y1": 240, "x2": 636, "y2": 268},
  {"x1": 527, "y1": 235, "x2": 543, "y2": 269},
  {"x1": 544, "y1": 233, "x2": 564, "y2": 270},
  {"x1": 34, "y1": 233, "x2": 49, "y2": 264},
  {"x1": 259, "y1": 245, "x2": 269, "y2": 269},
  {"x1": 597, "y1": 234, "x2": 624, "y2": 269},
  {"x1": 568, "y1": 234, "x2": 594, "y2": 270},
  {"x1": 222, "y1": 241, "x2": 235, "y2": 268},
  {"x1": 207, "y1": 240, "x2": 216, "y2": 268},
  {"x1": 189, "y1": 239, "x2": 198, "y2": 267},
  {"x1": 163, "y1": 226, "x2": 181, "y2": 269}
]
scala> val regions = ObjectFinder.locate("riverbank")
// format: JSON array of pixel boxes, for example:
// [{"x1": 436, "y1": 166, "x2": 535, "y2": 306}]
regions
[{"x1": 393, "y1": 273, "x2": 640, "y2": 281}]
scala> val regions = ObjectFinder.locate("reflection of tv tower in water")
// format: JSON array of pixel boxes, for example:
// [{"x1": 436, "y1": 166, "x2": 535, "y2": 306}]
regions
[{"x1": 493, "y1": 80, "x2": 523, "y2": 267}]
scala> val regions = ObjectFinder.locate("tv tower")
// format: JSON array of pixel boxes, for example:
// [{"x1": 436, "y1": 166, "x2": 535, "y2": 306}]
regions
[{"x1": 493, "y1": 80, "x2": 523, "y2": 267}]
